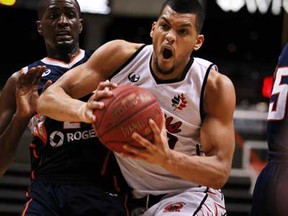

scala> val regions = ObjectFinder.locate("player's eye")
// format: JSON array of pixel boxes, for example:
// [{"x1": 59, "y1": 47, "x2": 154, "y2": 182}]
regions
[
  {"x1": 48, "y1": 13, "x2": 58, "y2": 19},
  {"x1": 160, "y1": 23, "x2": 170, "y2": 31},
  {"x1": 178, "y1": 29, "x2": 189, "y2": 35},
  {"x1": 66, "y1": 11, "x2": 77, "y2": 19}
]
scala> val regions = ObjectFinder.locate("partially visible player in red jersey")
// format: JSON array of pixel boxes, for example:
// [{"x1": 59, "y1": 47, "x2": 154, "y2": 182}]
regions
[
  {"x1": 0, "y1": 0, "x2": 128, "y2": 215},
  {"x1": 250, "y1": 43, "x2": 288, "y2": 216}
]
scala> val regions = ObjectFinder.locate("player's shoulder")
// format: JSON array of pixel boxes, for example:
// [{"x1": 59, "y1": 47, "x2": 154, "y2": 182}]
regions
[
  {"x1": 107, "y1": 39, "x2": 144, "y2": 47},
  {"x1": 193, "y1": 56, "x2": 233, "y2": 89},
  {"x1": 91, "y1": 40, "x2": 145, "y2": 68},
  {"x1": 3, "y1": 59, "x2": 44, "y2": 91},
  {"x1": 10, "y1": 70, "x2": 21, "y2": 80},
  {"x1": 7, "y1": 70, "x2": 22, "y2": 85},
  {"x1": 103, "y1": 39, "x2": 144, "y2": 55},
  {"x1": 1, "y1": 70, "x2": 21, "y2": 94},
  {"x1": 207, "y1": 68, "x2": 234, "y2": 92},
  {"x1": 278, "y1": 43, "x2": 288, "y2": 66},
  {"x1": 192, "y1": 57, "x2": 217, "y2": 77},
  {"x1": 194, "y1": 57, "x2": 213, "y2": 67},
  {"x1": 204, "y1": 68, "x2": 235, "y2": 117}
]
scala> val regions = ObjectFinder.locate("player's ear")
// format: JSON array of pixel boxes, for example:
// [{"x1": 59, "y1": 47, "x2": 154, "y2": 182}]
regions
[
  {"x1": 150, "y1": 21, "x2": 156, "y2": 38},
  {"x1": 79, "y1": 18, "x2": 84, "y2": 33},
  {"x1": 36, "y1": 20, "x2": 43, "y2": 35},
  {"x1": 194, "y1": 34, "x2": 204, "y2": 51}
]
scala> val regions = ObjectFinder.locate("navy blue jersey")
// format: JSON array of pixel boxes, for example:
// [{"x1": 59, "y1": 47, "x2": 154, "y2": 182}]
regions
[
  {"x1": 267, "y1": 43, "x2": 288, "y2": 160},
  {"x1": 25, "y1": 50, "x2": 125, "y2": 189},
  {"x1": 250, "y1": 44, "x2": 288, "y2": 216}
]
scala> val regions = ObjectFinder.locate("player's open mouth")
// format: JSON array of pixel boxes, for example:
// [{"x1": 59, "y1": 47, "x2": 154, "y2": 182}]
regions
[
  {"x1": 57, "y1": 29, "x2": 70, "y2": 35},
  {"x1": 56, "y1": 34, "x2": 72, "y2": 43},
  {"x1": 163, "y1": 48, "x2": 173, "y2": 59},
  {"x1": 56, "y1": 30, "x2": 71, "y2": 38},
  {"x1": 56, "y1": 35, "x2": 71, "y2": 40}
]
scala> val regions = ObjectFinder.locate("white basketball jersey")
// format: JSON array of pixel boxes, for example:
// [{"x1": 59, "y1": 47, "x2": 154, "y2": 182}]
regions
[{"x1": 110, "y1": 45, "x2": 217, "y2": 197}]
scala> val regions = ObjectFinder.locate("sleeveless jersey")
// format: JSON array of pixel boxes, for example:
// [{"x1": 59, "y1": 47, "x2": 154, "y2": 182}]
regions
[
  {"x1": 24, "y1": 50, "x2": 115, "y2": 184},
  {"x1": 267, "y1": 43, "x2": 288, "y2": 161},
  {"x1": 110, "y1": 45, "x2": 216, "y2": 197}
]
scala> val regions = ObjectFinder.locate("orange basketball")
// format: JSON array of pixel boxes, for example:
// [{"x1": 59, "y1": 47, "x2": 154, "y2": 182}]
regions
[{"x1": 93, "y1": 85, "x2": 163, "y2": 153}]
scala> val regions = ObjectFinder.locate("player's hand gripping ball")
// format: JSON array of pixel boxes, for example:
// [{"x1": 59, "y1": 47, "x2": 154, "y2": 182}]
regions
[{"x1": 93, "y1": 85, "x2": 163, "y2": 153}]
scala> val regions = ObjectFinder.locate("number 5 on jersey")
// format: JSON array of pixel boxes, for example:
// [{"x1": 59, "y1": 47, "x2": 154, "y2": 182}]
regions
[{"x1": 268, "y1": 68, "x2": 288, "y2": 120}]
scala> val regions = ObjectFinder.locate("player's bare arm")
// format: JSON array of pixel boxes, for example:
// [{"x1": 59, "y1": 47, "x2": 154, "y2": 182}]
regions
[
  {"x1": 0, "y1": 66, "x2": 46, "y2": 175},
  {"x1": 195, "y1": 69, "x2": 236, "y2": 188},
  {"x1": 37, "y1": 40, "x2": 144, "y2": 123},
  {"x1": 126, "y1": 69, "x2": 236, "y2": 189}
]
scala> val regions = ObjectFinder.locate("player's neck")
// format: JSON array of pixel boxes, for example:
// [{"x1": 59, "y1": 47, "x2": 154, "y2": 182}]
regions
[
  {"x1": 47, "y1": 46, "x2": 81, "y2": 63},
  {"x1": 151, "y1": 57, "x2": 192, "y2": 82}
]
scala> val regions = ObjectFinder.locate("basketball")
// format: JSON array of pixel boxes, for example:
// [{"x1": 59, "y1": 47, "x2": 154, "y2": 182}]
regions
[{"x1": 93, "y1": 85, "x2": 164, "y2": 153}]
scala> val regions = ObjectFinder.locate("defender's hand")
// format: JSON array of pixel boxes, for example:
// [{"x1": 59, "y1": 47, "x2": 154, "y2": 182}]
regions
[{"x1": 15, "y1": 65, "x2": 46, "y2": 119}]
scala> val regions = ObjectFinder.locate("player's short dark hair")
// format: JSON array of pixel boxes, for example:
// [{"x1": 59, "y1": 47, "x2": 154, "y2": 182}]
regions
[
  {"x1": 37, "y1": 0, "x2": 81, "y2": 19},
  {"x1": 160, "y1": 0, "x2": 205, "y2": 33}
]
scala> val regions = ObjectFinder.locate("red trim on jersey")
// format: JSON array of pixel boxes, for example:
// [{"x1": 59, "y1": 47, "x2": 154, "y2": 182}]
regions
[
  {"x1": 101, "y1": 151, "x2": 111, "y2": 176},
  {"x1": 113, "y1": 175, "x2": 121, "y2": 193},
  {"x1": 124, "y1": 193, "x2": 130, "y2": 216},
  {"x1": 31, "y1": 170, "x2": 35, "y2": 180},
  {"x1": 21, "y1": 198, "x2": 32, "y2": 216},
  {"x1": 29, "y1": 143, "x2": 39, "y2": 159}
]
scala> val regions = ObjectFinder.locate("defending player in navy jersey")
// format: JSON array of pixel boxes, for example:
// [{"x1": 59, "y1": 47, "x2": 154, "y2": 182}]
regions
[
  {"x1": 0, "y1": 0, "x2": 128, "y2": 215},
  {"x1": 250, "y1": 43, "x2": 288, "y2": 216},
  {"x1": 38, "y1": 0, "x2": 236, "y2": 215}
]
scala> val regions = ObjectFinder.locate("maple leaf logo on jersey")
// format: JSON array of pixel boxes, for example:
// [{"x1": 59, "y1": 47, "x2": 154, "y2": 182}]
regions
[
  {"x1": 163, "y1": 202, "x2": 185, "y2": 212},
  {"x1": 171, "y1": 93, "x2": 187, "y2": 111}
]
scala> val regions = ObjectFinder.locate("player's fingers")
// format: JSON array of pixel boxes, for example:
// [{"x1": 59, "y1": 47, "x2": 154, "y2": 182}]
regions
[
  {"x1": 32, "y1": 65, "x2": 46, "y2": 85},
  {"x1": 131, "y1": 132, "x2": 153, "y2": 149},
  {"x1": 42, "y1": 80, "x2": 53, "y2": 93},
  {"x1": 20, "y1": 66, "x2": 45, "y2": 86},
  {"x1": 92, "y1": 88, "x2": 114, "y2": 102},
  {"x1": 120, "y1": 151, "x2": 138, "y2": 159},
  {"x1": 87, "y1": 111, "x2": 96, "y2": 123},
  {"x1": 91, "y1": 101, "x2": 105, "y2": 110},
  {"x1": 87, "y1": 97, "x2": 104, "y2": 110},
  {"x1": 149, "y1": 119, "x2": 161, "y2": 137},
  {"x1": 148, "y1": 118, "x2": 168, "y2": 148},
  {"x1": 18, "y1": 68, "x2": 35, "y2": 86},
  {"x1": 77, "y1": 103, "x2": 95, "y2": 123},
  {"x1": 149, "y1": 118, "x2": 159, "y2": 130},
  {"x1": 97, "y1": 80, "x2": 117, "y2": 91},
  {"x1": 17, "y1": 69, "x2": 26, "y2": 86},
  {"x1": 122, "y1": 143, "x2": 148, "y2": 157}
]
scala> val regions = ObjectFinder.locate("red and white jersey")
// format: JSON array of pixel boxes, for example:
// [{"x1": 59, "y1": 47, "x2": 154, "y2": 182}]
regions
[{"x1": 110, "y1": 45, "x2": 217, "y2": 197}]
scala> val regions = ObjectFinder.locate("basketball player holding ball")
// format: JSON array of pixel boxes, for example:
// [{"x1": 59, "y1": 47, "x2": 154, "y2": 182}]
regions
[{"x1": 38, "y1": 0, "x2": 236, "y2": 215}]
